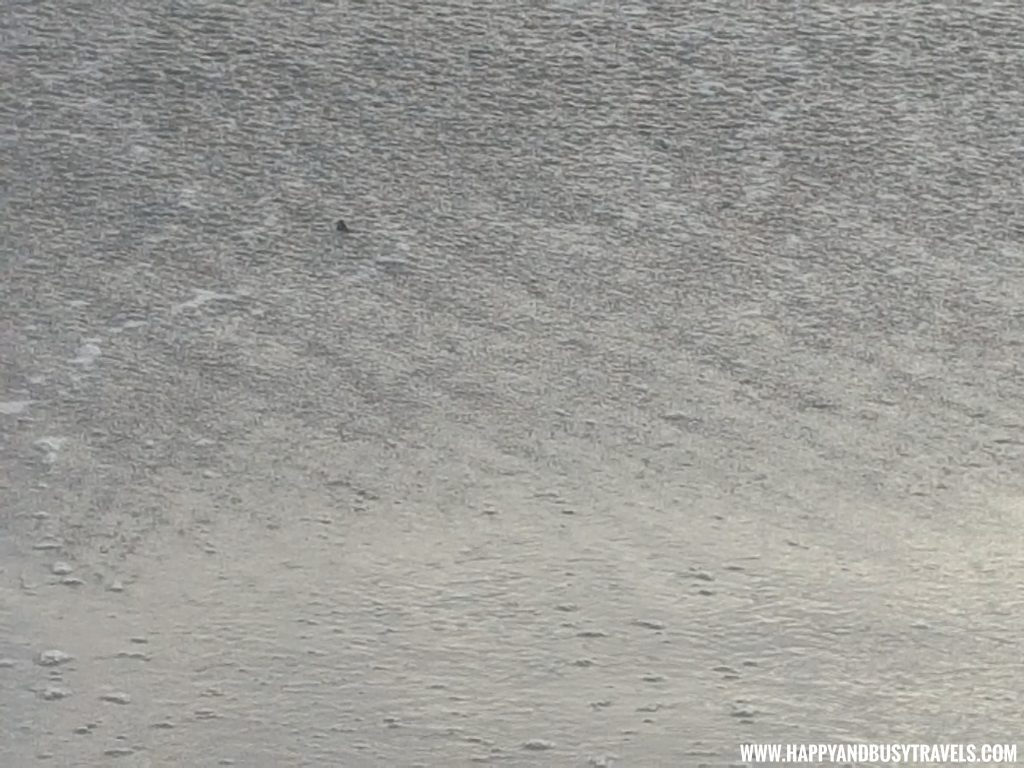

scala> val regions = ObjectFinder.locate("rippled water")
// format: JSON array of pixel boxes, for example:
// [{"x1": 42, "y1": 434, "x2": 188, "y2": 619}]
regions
[{"x1": 2, "y1": 1, "x2": 1023, "y2": 765}]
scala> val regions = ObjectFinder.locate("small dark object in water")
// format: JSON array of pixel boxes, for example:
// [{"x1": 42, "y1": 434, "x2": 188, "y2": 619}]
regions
[{"x1": 335, "y1": 219, "x2": 349, "y2": 233}]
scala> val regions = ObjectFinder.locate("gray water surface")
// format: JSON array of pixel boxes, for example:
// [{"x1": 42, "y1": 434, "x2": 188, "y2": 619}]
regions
[{"x1": 2, "y1": 1, "x2": 1023, "y2": 765}]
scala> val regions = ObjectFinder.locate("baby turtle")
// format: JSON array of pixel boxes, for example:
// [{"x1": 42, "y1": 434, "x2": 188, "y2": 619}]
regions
[{"x1": 335, "y1": 219, "x2": 350, "y2": 233}]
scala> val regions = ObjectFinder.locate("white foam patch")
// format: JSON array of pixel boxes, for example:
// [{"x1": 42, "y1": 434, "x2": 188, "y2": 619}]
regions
[
  {"x1": 71, "y1": 340, "x2": 102, "y2": 366},
  {"x1": 111, "y1": 319, "x2": 149, "y2": 334},
  {"x1": 170, "y1": 288, "x2": 247, "y2": 315},
  {"x1": 34, "y1": 436, "x2": 68, "y2": 465},
  {"x1": 0, "y1": 400, "x2": 32, "y2": 416},
  {"x1": 34, "y1": 436, "x2": 67, "y2": 452}
]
